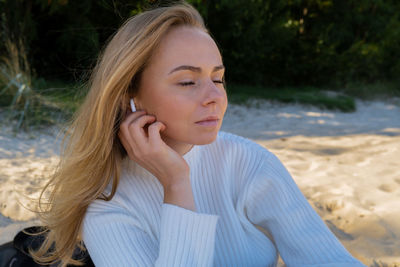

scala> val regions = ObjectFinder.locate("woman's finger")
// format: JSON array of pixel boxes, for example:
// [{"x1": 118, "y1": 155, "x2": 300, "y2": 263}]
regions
[
  {"x1": 128, "y1": 114, "x2": 156, "y2": 136},
  {"x1": 119, "y1": 110, "x2": 146, "y2": 151},
  {"x1": 121, "y1": 110, "x2": 146, "y2": 126},
  {"x1": 148, "y1": 121, "x2": 166, "y2": 146},
  {"x1": 126, "y1": 115, "x2": 156, "y2": 153},
  {"x1": 118, "y1": 129, "x2": 136, "y2": 160},
  {"x1": 120, "y1": 110, "x2": 146, "y2": 138}
]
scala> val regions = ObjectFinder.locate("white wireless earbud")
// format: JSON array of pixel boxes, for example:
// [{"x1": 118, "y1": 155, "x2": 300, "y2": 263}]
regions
[{"x1": 130, "y1": 98, "x2": 136, "y2": 112}]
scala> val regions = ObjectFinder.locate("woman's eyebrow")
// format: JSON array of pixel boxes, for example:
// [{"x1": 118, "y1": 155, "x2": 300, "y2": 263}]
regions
[{"x1": 168, "y1": 64, "x2": 225, "y2": 75}]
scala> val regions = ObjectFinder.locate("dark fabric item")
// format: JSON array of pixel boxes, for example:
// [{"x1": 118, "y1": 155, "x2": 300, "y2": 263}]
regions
[
  {"x1": 0, "y1": 226, "x2": 94, "y2": 267},
  {"x1": 0, "y1": 241, "x2": 18, "y2": 267},
  {"x1": 0, "y1": 239, "x2": 40, "y2": 267}
]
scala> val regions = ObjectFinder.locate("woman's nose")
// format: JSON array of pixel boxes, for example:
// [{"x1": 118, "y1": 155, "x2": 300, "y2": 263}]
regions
[{"x1": 201, "y1": 79, "x2": 226, "y2": 106}]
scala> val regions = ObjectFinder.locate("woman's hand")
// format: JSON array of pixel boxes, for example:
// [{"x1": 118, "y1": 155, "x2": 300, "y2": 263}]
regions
[{"x1": 118, "y1": 109, "x2": 190, "y2": 189}]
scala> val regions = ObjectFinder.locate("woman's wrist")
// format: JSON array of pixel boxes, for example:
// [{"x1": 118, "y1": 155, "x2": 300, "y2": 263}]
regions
[{"x1": 163, "y1": 179, "x2": 196, "y2": 211}]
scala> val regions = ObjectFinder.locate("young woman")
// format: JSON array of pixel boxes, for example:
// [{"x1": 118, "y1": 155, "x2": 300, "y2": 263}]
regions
[{"x1": 32, "y1": 2, "x2": 366, "y2": 266}]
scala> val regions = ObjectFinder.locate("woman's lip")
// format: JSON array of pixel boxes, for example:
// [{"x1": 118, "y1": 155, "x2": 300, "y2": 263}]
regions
[
  {"x1": 196, "y1": 116, "x2": 219, "y2": 122},
  {"x1": 195, "y1": 119, "x2": 219, "y2": 126}
]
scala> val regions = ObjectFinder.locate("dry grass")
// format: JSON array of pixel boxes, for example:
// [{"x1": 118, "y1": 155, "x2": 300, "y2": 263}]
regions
[{"x1": 0, "y1": 37, "x2": 65, "y2": 133}]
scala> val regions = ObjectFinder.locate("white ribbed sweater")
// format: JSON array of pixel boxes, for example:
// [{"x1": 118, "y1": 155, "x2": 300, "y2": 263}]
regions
[{"x1": 82, "y1": 131, "x2": 365, "y2": 267}]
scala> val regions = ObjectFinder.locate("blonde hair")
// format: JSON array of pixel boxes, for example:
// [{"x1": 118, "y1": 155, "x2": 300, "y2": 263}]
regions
[{"x1": 31, "y1": 2, "x2": 207, "y2": 266}]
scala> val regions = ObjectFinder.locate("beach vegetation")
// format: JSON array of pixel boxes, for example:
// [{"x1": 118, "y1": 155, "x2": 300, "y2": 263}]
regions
[
  {"x1": 0, "y1": 34, "x2": 75, "y2": 133},
  {"x1": 228, "y1": 84, "x2": 356, "y2": 112}
]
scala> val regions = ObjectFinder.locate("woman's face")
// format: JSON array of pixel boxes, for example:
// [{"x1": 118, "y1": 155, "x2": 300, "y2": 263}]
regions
[{"x1": 135, "y1": 26, "x2": 228, "y2": 152}]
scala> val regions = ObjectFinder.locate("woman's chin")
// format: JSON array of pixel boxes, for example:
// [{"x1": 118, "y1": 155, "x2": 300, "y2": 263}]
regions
[
  {"x1": 161, "y1": 128, "x2": 220, "y2": 146},
  {"x1": 192, "y1": 132, "x2": 219, "y2": 145}
]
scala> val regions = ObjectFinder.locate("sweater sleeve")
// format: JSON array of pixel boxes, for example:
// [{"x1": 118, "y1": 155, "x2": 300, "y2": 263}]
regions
[
  {"x1": 82, "y1": 201, "x2": 219, "y2": 267},
  {"x1": 244, "y1": 152, "x2": 366, "y2": 267}
]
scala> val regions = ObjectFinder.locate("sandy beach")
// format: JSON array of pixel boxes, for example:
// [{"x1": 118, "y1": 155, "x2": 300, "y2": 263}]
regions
[{"x1": 1, "y1": 98, "x2": 399, "y2": 266}]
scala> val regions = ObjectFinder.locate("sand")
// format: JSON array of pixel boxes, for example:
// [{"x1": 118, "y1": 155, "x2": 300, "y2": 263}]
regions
[{"x1": 1, "y1": 98, "x2": 399, "y2": 266}]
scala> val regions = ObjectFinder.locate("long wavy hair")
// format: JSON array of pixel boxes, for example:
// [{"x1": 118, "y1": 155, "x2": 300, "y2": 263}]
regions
[{"x1": 31, "y1": 2, "x2": 207, "y2": 266}]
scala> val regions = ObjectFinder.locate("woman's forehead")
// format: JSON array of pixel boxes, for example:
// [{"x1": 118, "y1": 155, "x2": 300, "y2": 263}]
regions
[{"x1": 149, "y1": 26, "x2": 223, "y2": 72}]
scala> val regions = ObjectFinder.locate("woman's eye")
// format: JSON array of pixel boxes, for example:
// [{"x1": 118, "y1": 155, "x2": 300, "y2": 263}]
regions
[
  {"x1": 179, "y1": 81, "x2": 195, "y2": 86},
  {"x1": 178, "y1": 79, "x2": 224, "y2": 86}
]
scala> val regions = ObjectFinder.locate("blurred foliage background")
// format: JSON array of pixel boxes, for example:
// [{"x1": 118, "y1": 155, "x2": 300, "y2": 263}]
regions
[{"x1": 1, "y1": 0, "x2": 400, "y2": 130}]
